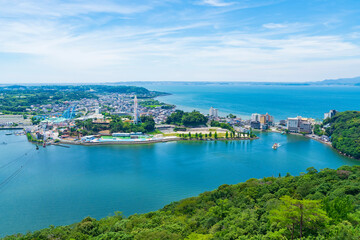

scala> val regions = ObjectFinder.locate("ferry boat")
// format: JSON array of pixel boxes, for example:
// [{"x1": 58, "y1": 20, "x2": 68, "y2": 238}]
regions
[{"x1": 272, "y1": 143, "x2": 279, "y2": 150}]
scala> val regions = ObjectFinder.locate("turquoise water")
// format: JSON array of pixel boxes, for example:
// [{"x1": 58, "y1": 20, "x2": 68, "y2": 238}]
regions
[
  {"x1": 0, "y1": 130, "x2": 358, "y2": 236},
  {"x1": 1, "y1": 85, "x2": 360, "y2": 236},
  {"x1": 147, "y1": 84, "x2": 360, "y2": 120}
]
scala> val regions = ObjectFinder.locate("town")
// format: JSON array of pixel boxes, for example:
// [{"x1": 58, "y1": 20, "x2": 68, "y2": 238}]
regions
[{"x1": 0, "y1": 87, "x2": 337, "y2": 147}]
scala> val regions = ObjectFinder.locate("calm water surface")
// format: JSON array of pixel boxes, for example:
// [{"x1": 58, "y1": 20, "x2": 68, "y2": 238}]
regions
[
  {"x1": 0, "y1": 129, "x2": 358, "y2": 236},
  {"x1": 149, "y1": 84, "x2": 360, "y2": 120}
]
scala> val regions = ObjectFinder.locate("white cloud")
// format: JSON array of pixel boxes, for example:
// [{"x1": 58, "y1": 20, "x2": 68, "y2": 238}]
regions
[
  {"x1": 263, "y1": 23, "x2": 287, "y2": 29},
  {"x1": 200, "y1": 0, "x2": 234, "y2": 7},
  {"x1": 0, "y1": 0, "x2": 360, "y2": 83},
  {"x1": 0, "y1": 0, "x2": 152, "y2": 17}
]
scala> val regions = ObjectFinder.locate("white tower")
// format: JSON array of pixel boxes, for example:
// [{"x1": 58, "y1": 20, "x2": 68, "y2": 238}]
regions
[{"x1": 134, "y1": 95, "x2": 139, "y2": 124}]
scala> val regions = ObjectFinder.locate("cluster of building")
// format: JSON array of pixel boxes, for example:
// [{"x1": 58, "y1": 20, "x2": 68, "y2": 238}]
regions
[
  {"x1": 324, "y1": 110, "x2": 337, "y2": 120},
  {"x1": 29, "y1": 92, "x2": 175, "y2": 126},
  {"x1": 209, "y1": 107, "x2": 219, "y2": 118},
  {"x1": 20, "y1": 92, "x2": 177, "y2": 143},
  {"x1": 93, "y1": 93, "x2": 175, "y2": 124},
  {"x1": 206, "y1": 108, "x2": 315, "y2": 134},
  {"x1": 250, "y1": 113, "x2": 274, "y2": 130},
  {"x1": 284, "y1": 110, "x2": 335, "y2": 134},
  {"x1": 248, "y1": 111, "x2": 336, "y2": 134},
  {"x1": 5, "y1": 86, "x2": 341, "y2": 145},
  {"x1": 208, "y1": 107, "x2": 243, "y2": 126},
  {"x1": 286, "y1": 116, "x2": 314, "y2": 134}
]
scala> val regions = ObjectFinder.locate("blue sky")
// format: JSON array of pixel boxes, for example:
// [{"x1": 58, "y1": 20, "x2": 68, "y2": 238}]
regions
[{"x1": 1, "y1": 0, "x2": 360, "y2": 83}]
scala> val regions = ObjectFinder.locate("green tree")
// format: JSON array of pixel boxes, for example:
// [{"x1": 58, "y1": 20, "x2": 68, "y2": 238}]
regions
[
  {"x1": 31, "y1": 116, "x2": 41, "y2": 125},
  {"x1": 227, "y1": 113, "x2": 236, "y2": 119},
  {"x1": 140, "y1": 115, "x2": 155, "y2": 132},
  {"x1": 166, "y1": 110, "x2": 184, "y2": 125},
  {"x1": 249, "y1": 128, "x2": 254, "y2": 138},
  {"x1": 225, "y1": 131, "x2": 229, "y2": 139},
  {"x1": 210, "y1": 120, "x2": 234, "y2": 132},
  {"x1": 324, "y1": 111, "x2": 360, "y2": 159},
  {"x1": 182, "y1": 111, "x2": 208, "y2": 127},
  {"x1": 270, "y1": 196, "x2": 329, "y2": 239},
  {"x1": 323, "y1": 196, "x2": 354, "y2": 223},
  {"x1": 214, "y1": 132, "x2": 218, "y2": 139}
]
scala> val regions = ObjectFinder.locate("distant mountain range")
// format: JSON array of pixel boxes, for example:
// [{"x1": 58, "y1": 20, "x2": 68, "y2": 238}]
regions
[
  {"x1": 2, "y1": 76, "x2": 360, "y2": 87},
  {"x1": 309, "y1": 76, "x2": 360, "y2": 86},
  {"x1": 111, "y1": 76, "x2": 360, "y2": 86}
]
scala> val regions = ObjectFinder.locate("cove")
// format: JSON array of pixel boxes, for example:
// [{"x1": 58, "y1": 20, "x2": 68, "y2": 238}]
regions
[{"x1": 0, "y1": 130, "x2": 358, "y2": 236}]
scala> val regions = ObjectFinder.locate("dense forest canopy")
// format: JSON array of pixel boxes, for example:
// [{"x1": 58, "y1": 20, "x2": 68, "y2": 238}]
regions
[
  {"x1": 4, "y1": 166, "x2": 360, "y2": 239},
  {"x1": 324, "y1": 111, "x2": 360, "y2": 159},
  {"x1": 166, "y1": 110, "x2": 208, "y2": 127}
]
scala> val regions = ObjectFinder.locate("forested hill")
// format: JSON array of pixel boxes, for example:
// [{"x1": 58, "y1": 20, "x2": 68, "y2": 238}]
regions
[
  {"x1": 324, "y1": 111, "x2": 360, "y2": 159},
  {"x1": 0, "y1": 85, "x2": 167, "y2": 114},
  {"x1": 4, "y1": 166, "x2": 360, "y2": 240},
  {"x1": 0, "y1": 85, "x2": 167, "y2": 98}
]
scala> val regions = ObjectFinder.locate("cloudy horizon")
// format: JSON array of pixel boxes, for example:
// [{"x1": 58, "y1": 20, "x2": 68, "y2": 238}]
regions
[{"x1": 1, "y1": 0, "x2": 360, "y2": 84}]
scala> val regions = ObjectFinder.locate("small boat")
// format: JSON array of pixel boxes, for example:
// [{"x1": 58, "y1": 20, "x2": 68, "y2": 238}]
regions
[
  {"x1": 272, "y1": 143, "x2": 279, "y2": 150},
  {"x1": 281, "y1": 131, "x2": 285, "y2": 135},
  {"x1": 36, "y1": 145, "x2": 39, "y2": 150},
  {"x1": 5, "y1": 133, "x2": 12, "y2": 136}
]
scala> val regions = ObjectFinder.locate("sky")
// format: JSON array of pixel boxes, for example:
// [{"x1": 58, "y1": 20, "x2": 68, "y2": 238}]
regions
[{"x1": 1, "y1": 0, "x2": 360, "y2": 83}]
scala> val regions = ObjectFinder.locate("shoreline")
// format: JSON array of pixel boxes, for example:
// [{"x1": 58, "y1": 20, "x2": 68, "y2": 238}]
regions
[
  {"x1": 178, "y1": 137, "x2": 259, "y2": 141},
  {"x1": 0, "y1": 127, "x2": 25, "y2": 130},
  {"x1": 271, "y1": 130, "x2": 358, "y2": 160},
  {"x1": 59, "y1": 137, "x2": 180, "y2": 146},
  {"x1": 58, "y1": 136, "x2": 259, "y2": 146}
]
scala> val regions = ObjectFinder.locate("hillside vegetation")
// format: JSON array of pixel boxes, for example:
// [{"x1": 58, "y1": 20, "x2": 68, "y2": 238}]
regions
[
  {"x1": 324, "y1": 111, "x2": 360, "y2": 159},
  {"x1": 4, "y1": 166, "x2": 360, "y2": 240},
  {"x1": 166, "y1": 110, "x2": 208, "y2": 127},
  {"x1": 0, "y1": 85, "x2": 166, "y2": 115}
]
